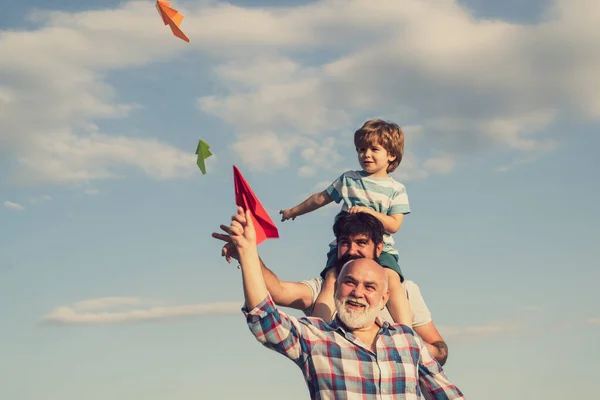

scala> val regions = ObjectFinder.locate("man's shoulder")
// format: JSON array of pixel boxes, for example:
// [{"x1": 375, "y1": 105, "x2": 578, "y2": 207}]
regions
[
  {"x1": 299, "y1": 277, "x2": 324, "y2": 294},
  {"x1": 298, "y1": 277, "x2": 323, "y2": 317},
  {"x1": 403, "y1": 280, "x2": 419, "y2": 293}
]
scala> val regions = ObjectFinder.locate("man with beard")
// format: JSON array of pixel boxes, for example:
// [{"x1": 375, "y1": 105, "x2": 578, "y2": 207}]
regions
[
  {"x1": 228, "y1": 206, "x2": 464, "y2": 400},
  {"x1": 212, "y1": 210, "x2": 449, "y2": 367}
]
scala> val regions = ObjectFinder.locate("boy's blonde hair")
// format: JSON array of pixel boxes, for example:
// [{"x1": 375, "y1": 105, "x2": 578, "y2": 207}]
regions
[{"x1": 354, "y1": 119, "x2": 404, "y2": 172}]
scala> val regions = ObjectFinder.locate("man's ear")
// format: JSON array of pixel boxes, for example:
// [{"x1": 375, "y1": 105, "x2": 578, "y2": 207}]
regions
[
  {"x1": 381, "y1": 289, "x2": 390, "y2": 310},
  {"x1": 375, "y1": 242, "x2": 384, "y2": 257}
]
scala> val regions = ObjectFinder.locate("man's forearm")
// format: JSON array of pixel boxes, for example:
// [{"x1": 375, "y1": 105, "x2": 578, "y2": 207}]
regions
[
  {"x1": 425, "y1": 341, "x2": 448, "y2": 366},
  {"x1": 259, "y1": 257, "x2": 284, "y2": 296},
  {"x1": 259, "y1": 257, "x2": 313, "y2": 310},
  {"x1": 239, "y1": 247, "x2": 269, "y2": 310}
]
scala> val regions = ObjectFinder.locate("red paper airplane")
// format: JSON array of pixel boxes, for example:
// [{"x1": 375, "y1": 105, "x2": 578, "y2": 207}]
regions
[{"x1": 233, "y1": 165, "x2": 279, "y2": 245}]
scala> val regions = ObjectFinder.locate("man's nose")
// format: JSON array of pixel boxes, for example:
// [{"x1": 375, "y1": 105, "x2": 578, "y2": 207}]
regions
[
  {"x1": 352, "y1": 285, "x2": 365, "y2": 298},
  {"x1": 348, "y1": 243, "x2": 359, "y2": 254}
]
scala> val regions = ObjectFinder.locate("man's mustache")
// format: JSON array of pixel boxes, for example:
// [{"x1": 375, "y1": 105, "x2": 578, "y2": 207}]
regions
[
  {"x1": 336, "y1": 253, "x2": 362, "y2": 267},
  {"x1": 344, "y1": 296, "x2": 368, "y2": 307}
]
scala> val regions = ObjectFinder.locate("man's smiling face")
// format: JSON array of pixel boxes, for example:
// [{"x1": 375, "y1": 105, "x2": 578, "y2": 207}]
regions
[
  {"x1": 336, "y1": 234, "x2": 382, "y2": 262},
  {"x1": 334, "y1": 258, "x2": 389, "y2": 330}
]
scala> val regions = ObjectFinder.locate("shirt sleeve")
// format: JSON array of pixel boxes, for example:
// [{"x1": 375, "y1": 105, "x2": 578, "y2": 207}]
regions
[
  {"x1": 405, "y1": 281, "x2": 433, "y2": 328},
  {"x1": 242, "y1": 294, "x2": 310, "y2": 367},
  {"x1": 298, "y1": 277, "x2": 322, "y2": 317},
  {"x1": 325, "y1": 172, "x2": 345, "y2": 204},
  {"x1": 416, "y1": 336, "x2": 465, "y2": 400},
  {"x1": 388, "y1": 184, "x2": 411, "y2": 215}
]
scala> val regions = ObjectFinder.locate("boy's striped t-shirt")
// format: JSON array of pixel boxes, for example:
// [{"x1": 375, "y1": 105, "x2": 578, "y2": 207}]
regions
[{"x1": 326, "y1": 170, "x2": 410, "y2": 255}]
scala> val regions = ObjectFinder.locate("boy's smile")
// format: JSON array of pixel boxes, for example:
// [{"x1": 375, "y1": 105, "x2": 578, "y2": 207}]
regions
[{"x1": 357, "y1": 143, "x2": 396, "y2": 177}]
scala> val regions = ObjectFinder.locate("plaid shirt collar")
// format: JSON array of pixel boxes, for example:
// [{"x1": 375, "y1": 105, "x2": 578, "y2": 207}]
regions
[{"x1": 329, "y1": 315, "x2": 398, "y2": 342}]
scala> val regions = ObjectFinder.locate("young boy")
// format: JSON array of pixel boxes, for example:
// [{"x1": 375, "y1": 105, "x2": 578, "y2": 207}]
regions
[{"x1": 279, "y1": 119, "x2": 412, "y2": 326}]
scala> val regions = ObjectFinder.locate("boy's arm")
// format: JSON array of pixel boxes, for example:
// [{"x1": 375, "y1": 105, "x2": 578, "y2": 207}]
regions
[
  {"x1": 347, "y1": 207, "x2": 404, "y2": 233},
  {"x1": 280, "y1": 190, "x2": 333, "y2": 221},
  {"x1": 348, "y1": 184, "x2": 410, "y2": 233}
]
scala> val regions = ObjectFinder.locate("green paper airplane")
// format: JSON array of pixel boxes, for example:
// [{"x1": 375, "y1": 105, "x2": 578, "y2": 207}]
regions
[{"x1": 195, "y1": 139, "x2": 212, "y2": 174}]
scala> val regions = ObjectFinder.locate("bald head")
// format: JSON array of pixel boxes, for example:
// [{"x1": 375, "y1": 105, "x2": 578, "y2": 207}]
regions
[{"x1": 337, "y1": 258, "x2": 389, "y2": 292}]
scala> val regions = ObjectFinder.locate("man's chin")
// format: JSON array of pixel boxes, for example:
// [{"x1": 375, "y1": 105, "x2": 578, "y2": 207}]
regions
[{"x1": 336, "y1": 302, "x2": 372, "y2": 329}]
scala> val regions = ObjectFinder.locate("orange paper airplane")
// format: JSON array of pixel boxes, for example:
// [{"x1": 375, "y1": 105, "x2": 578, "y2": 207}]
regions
[
  {"x1": 156, "y1": 0, "x2": 190, "y2": 42},
  {"x1": 233, "y1": 165, "x2": 279, "y2": 245}
]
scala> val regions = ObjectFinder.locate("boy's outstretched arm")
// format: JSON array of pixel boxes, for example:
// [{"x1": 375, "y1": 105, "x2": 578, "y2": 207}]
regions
[
  {"x1": 280, "y1": 190, "x2": 333, "y2": 221},
  {"x1": 347, "y1": 206, "x2": 405, "y2": 233}
]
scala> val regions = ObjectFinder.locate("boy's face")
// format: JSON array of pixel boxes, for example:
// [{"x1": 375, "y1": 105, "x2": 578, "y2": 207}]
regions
[{"x1": 356, "y1": 140, "x2": 396, "y2": 176}]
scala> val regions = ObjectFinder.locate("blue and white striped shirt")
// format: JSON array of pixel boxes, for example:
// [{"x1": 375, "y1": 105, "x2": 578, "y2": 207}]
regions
[{"x1": 326, "y1": 170, "x2": 410, "y2": 255}]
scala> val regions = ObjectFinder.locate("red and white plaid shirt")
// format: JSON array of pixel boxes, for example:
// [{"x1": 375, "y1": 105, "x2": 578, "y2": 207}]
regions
[{"x1": 244, "y1": 295, "x2": 465, "y2": 400}]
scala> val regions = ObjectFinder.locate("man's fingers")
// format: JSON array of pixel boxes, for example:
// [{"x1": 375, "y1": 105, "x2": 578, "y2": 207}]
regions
[
  {"x1": 229, "y1": 220, "x2": 244, "y2": 235},
  {"x1": 231, "y1": 212, "x2": 247, "y2": 226},
  {"x1": 222, "y1": 245, "x2": 234, "y2": 263},
  {"x1": 212, "y1": 232, "x2": 231, "y2": 242},
  {"x1": 245, "y1": 209, "x2": 254, "y2": 227}
]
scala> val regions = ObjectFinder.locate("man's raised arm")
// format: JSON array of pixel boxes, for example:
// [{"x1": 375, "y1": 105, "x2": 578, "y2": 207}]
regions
[
  {"x1": 228, "y1": 207, "x2": 268, "y2": 309},
  {"x1": 213, "y1": 225, "x2": 313, "y2": 310}
]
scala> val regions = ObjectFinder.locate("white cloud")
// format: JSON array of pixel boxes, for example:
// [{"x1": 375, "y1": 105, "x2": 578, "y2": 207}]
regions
[
  {"x1": 423, "y1": 156, "x2": 456, "y2": 175},
  {"x1": 587, "y1": 317, "x2": 600, "y2": 326},
  {"x1": 28, "y1": 194, "x2": 52, "y2": 205},
  {"x1": 0, "y1": 2, "x2": 197, "y2": 185},
  {"x1": 229, "y1": 131, "x2": 302, "y2": 171},
  {"x1": 3, "y1": 201, "x2": 24, "y2": 211},
  {"x1": 3, "y1": 0, "x2": 600, "y2": 186},
  {"x1": 42, "y1": 296, "x2": 241, "y2": 325},
  {"x1": 14, "y1": 131, "x2": 196, "y2": 184},
  {"x1": 194, "y1": 0, "x2": 600, "y2": 177}
]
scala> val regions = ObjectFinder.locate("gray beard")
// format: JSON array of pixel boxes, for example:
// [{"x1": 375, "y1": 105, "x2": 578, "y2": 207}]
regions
[{"x1": 335, "y1": 297, "x2": 381, "y2": 330}]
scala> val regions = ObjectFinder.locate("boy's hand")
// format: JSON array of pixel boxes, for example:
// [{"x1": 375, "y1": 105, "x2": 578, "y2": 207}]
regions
[
  {"x1": 229, "y1": 206, "x2": 257, "y2": 251},
  {"x1": 347, "y1": 206, "x2": 373, "y2": 215},
  {"x1": 279, "y1": 208, "x2": 296, "y2": 222}
]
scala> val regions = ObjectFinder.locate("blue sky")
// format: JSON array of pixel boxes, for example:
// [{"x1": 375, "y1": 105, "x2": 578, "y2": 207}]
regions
[{"x1": 1, "y1": 0, "x2": 599, "y2": 399}]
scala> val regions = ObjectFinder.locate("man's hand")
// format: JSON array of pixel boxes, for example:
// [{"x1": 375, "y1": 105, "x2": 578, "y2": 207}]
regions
[
  {"x1": 229, "y1": 206, "x2": 257, "y2": 251},
  {"x1": 347, "y1": 206, "x2": 372, "y2": 215},
  {"x1": 212, "y1": 225, "x2": 240, "y2": 264},
  {"x1": 279, "y1": 208, "x2": 296, "y2": 222}
]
